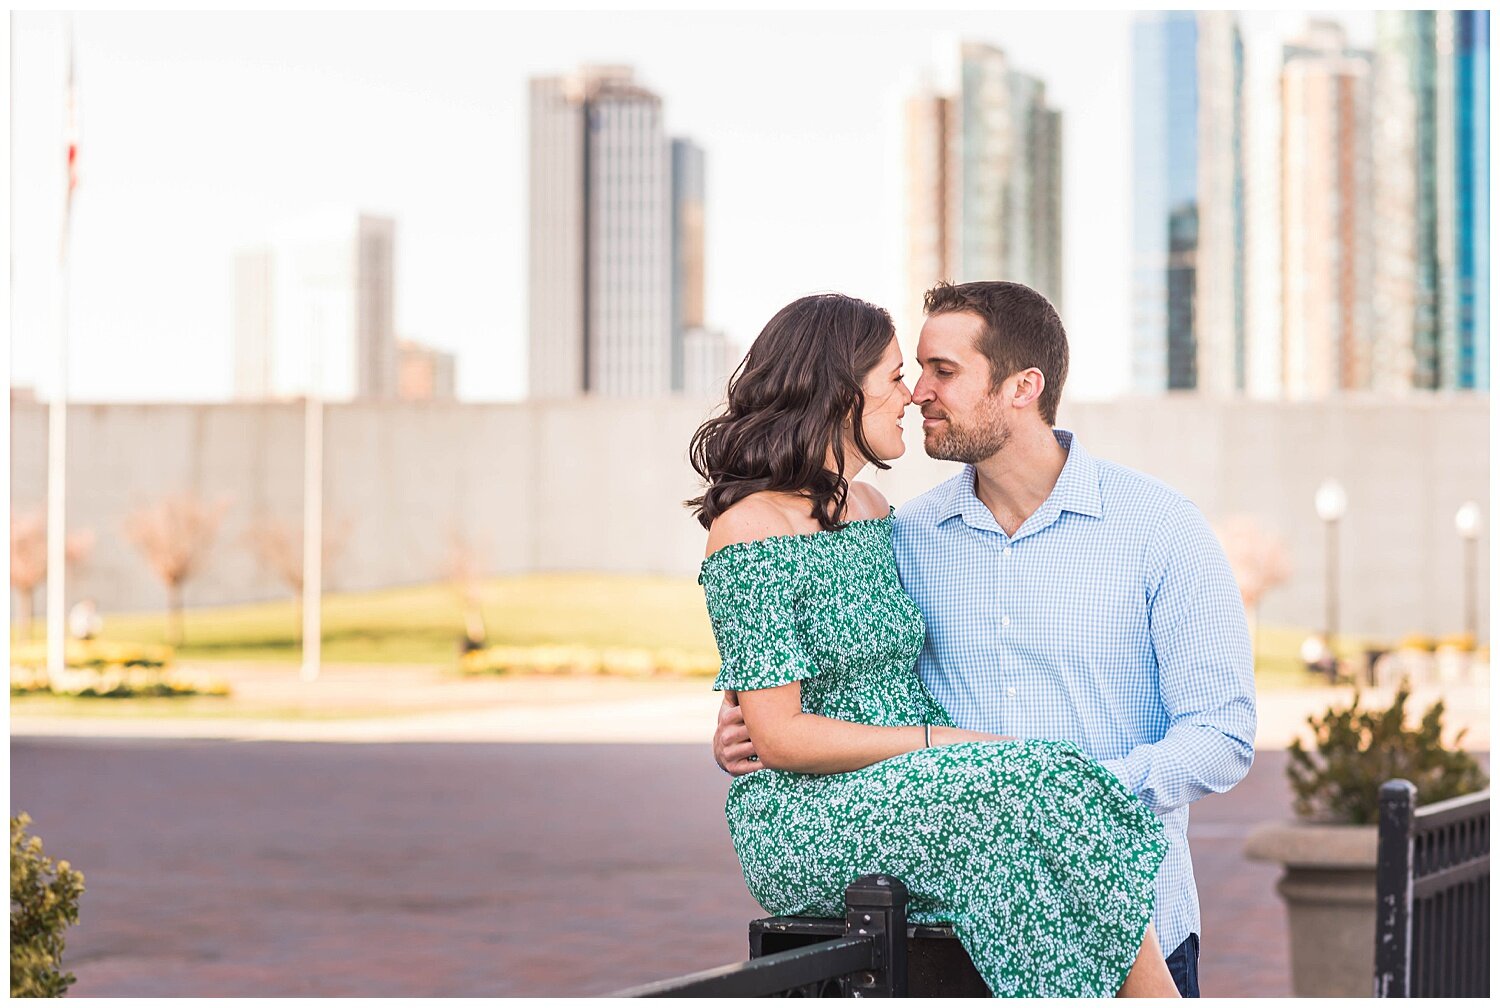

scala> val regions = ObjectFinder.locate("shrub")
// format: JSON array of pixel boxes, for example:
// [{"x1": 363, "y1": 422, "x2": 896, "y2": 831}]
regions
[
  {"x1": 10, "y1": 814, "x2": 84, "y2": 998},
  {"x1": 1287, "y1": 683, "x2": 1489, "y2": 824}
]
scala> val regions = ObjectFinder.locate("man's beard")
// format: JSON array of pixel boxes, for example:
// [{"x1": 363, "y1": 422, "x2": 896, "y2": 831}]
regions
[{"x1": 922, "y1": 399, "x2": 1010, "y2": 463}]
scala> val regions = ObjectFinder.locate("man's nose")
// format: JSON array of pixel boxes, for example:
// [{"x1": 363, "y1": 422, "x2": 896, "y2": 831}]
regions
[{"x1": 910, "y1": 375, "x2": 934, "y2": 404}]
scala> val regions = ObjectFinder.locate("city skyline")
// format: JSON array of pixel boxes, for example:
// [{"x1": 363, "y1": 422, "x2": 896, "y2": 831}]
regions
[
  {"x1": 527, "y1": 65, "x2": 730, "y2": 399},
  {"x1": 15, "y1": 10, "x2": 1443, "y2": 408},
  {"x1": 903, "y1": 40, "x2": 1063, "y2": 361},
  {"x1": 1129, "y1": 9, "x2": 1488, "y2": 399},
  {"x1": 233, "y1": 210, "x2": 398, "y2": 402}
]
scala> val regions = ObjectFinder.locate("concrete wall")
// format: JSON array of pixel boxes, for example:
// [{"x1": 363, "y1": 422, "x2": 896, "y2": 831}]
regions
[{"x1": 9, "y1": 394, "x2": 1489, "y2": 641}]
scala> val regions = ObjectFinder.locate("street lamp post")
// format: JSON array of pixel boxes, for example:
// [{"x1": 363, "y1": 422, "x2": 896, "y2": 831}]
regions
[
  {"x1": 1454, "y1": 502, "x2": 1483, "y2": 648},
  {"x1": 1314, "y1": 479, "x2": 1348, "y2": 684}
]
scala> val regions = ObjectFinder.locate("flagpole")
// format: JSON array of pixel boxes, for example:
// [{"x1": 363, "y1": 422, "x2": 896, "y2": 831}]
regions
[
  {"x1": 46, "y1": 22, "x2": 76, "y2": 684},
  {"x1": 300, "y1": 296, "x2": 323, "y2": 683}
]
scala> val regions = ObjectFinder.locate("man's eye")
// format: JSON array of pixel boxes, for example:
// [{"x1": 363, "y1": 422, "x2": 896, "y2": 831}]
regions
[{"x1": 936, "y1": 370, "x2": 954, "y2": 378}]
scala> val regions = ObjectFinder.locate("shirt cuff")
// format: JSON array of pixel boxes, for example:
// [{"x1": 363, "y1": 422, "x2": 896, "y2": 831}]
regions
[{"x1": 1098, "y1": 756, "x2": 1134, "y2": 792}]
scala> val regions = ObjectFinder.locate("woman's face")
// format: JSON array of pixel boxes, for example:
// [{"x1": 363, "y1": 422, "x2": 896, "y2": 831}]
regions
[{"x1": 854, "y1": 336, "x2": 912, "y2": 462}]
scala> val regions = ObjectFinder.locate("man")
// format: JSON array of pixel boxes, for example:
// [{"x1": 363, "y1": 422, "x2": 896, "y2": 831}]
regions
[{"x1": 713, "y1": 280, "x2": 1256, "y2": 998}]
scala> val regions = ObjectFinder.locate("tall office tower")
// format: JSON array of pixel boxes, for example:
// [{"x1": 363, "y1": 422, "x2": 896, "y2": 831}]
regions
[
  {"x1": 903, "y1": 42, "x2": 1063, "y2": 359},
  {"x1": 1130, "y1": 11, "x2": 1246, "y2": 395},
  {"x1": 528, "y1": 66, "x2": 673, "y2": 398},
  {"x1": 1449, "y1": 10, "x2": 1489, "y2": 391},
  {"x1": 1371, "y1": 13, "x2": 1431, "y2": 392},
  {"x1": 1373, "y1": 11, "x2": 1489, "y2": 393},
  {"x1": 670, "y1": 138, "x2": 706, "y2": 393},
  {"x1": 1280, "y1": 23, "x2": 1374, "y2": 397},
  {"x1": 232, "y1": 211, "x2": 397, "y2": 401}
]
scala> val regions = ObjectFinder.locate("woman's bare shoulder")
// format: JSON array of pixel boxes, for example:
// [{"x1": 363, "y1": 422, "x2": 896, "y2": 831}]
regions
[
  {"x1": 705, "y1": 493, "x2": 806, "y2": 556},
  {"x1": 846, "y1": 480, "x2": 891, "y2": 521}
]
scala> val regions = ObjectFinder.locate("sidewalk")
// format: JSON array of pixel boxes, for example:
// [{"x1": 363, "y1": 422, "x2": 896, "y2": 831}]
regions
[{"x1": 11, "y1": 661, "x2": 1490, "y2": 750}]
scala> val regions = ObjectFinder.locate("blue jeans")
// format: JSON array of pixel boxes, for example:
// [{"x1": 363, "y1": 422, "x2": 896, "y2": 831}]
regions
[{"x1": 1165, "y1": 933, "x2": 1200, "y2": 998}]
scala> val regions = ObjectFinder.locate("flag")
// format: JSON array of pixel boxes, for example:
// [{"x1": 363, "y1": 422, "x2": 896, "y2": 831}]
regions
[{"x1": 62, "y1": 23, "x2": 77, "y2": 263}]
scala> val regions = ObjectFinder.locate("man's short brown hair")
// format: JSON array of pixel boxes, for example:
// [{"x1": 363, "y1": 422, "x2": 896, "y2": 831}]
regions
[{"x1": 922, "y1": 280, "x2": 1069, "y2": 426}]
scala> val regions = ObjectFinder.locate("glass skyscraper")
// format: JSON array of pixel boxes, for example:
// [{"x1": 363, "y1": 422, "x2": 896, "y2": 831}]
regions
[
  {"x1": 669, "y1": 138, "x2": 705, "y2": 395},
  {"x1": 1280, "y1": 22, "x2": 1374, "y2": 397},
  {"x1": 1453, "y1": 10, "x2": 1489, "y2": 391},
  {"x1": 1373, "y1": 11, "x2": 1489, "y2": 393},
  {"x1": 1130, "y1": 12, "x2": 1246, "y2": 394},
  {"x1": 528, "y1": 67, "x2": 716, "y2": 398},
  {"x1": 904, "y1": 42, "x2": 1063, "y2": 360}
]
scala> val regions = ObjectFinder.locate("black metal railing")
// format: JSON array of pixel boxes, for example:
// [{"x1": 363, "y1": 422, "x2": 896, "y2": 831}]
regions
[
  {"x1": 612, "y1": 874, "x2": 909, "y2": 997},
  {"x1": 1375, "y1": 779, "x2": 1490, "y2": 997}
]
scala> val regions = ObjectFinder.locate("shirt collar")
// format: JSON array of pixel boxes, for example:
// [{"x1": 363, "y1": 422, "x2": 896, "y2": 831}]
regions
[{"x1": 935, "y1": 428, "x2": 1103, "y2": 532}]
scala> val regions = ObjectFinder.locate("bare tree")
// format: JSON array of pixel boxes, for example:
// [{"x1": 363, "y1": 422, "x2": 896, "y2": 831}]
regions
[
  {"x1": 1214, "y1": 514, "x2": 1293, "y2": 665},
  {"x1": 444, "y1": 526, "x2": 492, "y2": 651},
  {"x1": 123, "y1": 491, "x2": 232, "y2": 646},
  {"x1": 10, "y1": 509, "x2": 95, "y2": 640},
  {"x1": 242, "y1": 513, "x2": 351, "y2": 643}
]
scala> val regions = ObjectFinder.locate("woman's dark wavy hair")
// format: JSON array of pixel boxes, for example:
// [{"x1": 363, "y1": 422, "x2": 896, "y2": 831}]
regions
[{"x1": 686, "y1": 293, "x2": 896, "y2": 532}]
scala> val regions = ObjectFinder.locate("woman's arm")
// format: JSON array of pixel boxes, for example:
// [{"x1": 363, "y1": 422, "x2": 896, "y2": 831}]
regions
[{"x1": 739, "y1": 680, "x2": 1010, "y2": 775}]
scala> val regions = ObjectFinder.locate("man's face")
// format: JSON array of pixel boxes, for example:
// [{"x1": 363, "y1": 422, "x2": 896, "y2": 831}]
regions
[{"x1": 911, "y1": 311, "x2": 1011, "y2": 464}]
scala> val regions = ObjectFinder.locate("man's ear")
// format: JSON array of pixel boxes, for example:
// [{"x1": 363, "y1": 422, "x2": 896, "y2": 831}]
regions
[{"x1": 1011, "y1": 368, "x2": 1046, "y2": 410}]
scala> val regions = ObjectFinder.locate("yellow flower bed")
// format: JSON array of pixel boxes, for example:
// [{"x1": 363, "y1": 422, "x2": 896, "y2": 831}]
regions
[
  {"x1": 1436, "y1": 633, "x2": 1478, "y2": 653},
  {"x1": 460, "y1": 644, "x2": 719, "y2": 679},
  {"x1": 10, "y1": 640, "x2": 174, "y2": 669},
  {"x1": 9, "y1": 640, "x2": 228, "y2": 698}
]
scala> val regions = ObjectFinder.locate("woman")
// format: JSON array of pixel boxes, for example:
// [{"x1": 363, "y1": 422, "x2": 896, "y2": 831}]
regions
[{"x1": 686, "y1": 293, "x2": 1177, "y2": 997}]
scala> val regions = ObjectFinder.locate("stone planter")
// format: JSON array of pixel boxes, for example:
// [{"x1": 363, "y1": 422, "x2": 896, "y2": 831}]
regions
[{"x1": 1244, "y1": 821, "x2": 1378, "y2": 997}]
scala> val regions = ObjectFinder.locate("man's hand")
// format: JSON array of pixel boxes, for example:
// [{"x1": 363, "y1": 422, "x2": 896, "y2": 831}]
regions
[{"x1": 713, "y1": 690, "x2": 763, "y2": 776}]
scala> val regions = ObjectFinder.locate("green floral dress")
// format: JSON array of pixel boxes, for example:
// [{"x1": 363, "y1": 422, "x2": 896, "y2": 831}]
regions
[{"x1": 699, "y1": 513, "x2": 1168, "y2": 998}]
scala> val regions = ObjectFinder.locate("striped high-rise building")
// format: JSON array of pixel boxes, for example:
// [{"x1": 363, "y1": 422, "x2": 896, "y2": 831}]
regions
[
  {"x1": 528, "y1": 66, "x2": 723, "y2": 399},
  {"x1": 1449, "y1": 10, "x2": 1489, "y2": 391},
  {"x1": 529, "y1": 66, "x2": 670, "y2": 398},
  {"x1": 904, "y1": 42, "x2": 1062, "y2": 360},
  {"x1": 1373, "y1": 10, "x2": 1490, "y2": 393},
  {"x1": 1280, "y1": 22, "x2": 1374, "y2": 397}
]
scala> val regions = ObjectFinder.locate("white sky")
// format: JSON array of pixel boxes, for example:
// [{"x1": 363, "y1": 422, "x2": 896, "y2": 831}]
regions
[{"x1": 11, "y1": 10, "x2": 1373, "y2": 403}]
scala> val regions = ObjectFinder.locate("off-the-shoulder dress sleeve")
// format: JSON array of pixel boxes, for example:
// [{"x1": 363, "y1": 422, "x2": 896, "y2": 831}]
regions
[{"x1": 699, "y1": 539, "x2": 820, "y2": 692}]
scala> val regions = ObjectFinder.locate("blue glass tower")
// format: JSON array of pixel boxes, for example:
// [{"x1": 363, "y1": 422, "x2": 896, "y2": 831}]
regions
[
  {"x1": 1131, "y1": 12, "x2": 1199, "y2": 392},
  {"x1": 1453, "y1": 10, "x2": 1489, "y2": 390},
  {"x1": 1131, "y1": 12, "x2": 1244, "y2": 394}
]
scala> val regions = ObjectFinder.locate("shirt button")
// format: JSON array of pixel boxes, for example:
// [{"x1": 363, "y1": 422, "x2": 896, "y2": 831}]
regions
[
  {"x1": 1001, "y1": 616, "x2": 1011, "y2": 627},
  {"x1": 1003, "y1": 547, "x2": 1013, "y2": 556},
  {"x1": 1007, "y1": 687, "x2": 1017, "y2": 697}
]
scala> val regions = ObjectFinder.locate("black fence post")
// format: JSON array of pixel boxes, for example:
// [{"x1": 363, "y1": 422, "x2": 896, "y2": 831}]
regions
[
  {"x1": 842, "y1": 874, "x2": 908, "y2": 997},
  {"x1": 1375, "y1": 779, "x2": 1416, "y2": 998}
]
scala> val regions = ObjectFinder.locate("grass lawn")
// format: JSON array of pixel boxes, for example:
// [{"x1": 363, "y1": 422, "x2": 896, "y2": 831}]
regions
[
  {"x1": 41, "y1": 573, "x2": 718, "y2": 665},
  {"x1": 14, "y1": 573, "x2": 1345, "y2": 690}
]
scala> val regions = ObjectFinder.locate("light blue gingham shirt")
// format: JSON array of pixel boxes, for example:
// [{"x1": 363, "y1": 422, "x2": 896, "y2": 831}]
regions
[{"x1": 891, "y1": 429, "x2": 1256, "y2": 957}]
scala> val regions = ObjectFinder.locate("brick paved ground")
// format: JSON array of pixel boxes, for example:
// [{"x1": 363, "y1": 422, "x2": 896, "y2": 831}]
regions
[{"x1": 12, "y1": 738, "x2": 1436, "y2": 997}]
